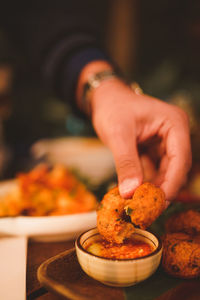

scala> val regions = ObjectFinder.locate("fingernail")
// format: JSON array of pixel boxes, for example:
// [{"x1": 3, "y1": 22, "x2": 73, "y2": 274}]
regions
[{"x1": 119, "y1": 178, "x2": 140, "y2": 198}]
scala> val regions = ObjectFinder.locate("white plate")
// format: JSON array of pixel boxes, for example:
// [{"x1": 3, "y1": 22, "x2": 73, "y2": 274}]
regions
[{"x1": 0, "y1": 181, "x2": 97, "y2": 242}]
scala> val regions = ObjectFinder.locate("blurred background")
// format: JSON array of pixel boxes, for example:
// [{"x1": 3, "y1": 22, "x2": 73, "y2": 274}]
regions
[{"x1": 0, "y1": 0, "x2": 200, "y2": 190}]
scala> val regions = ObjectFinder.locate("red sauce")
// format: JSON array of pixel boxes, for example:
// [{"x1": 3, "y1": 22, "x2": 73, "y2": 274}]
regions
[{"x1": 87, "y1": 238, "x2": 153, "y2": 259}]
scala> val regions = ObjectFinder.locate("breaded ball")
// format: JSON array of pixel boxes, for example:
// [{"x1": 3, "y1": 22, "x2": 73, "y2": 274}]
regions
[
  {"x1": 97, "y1": 182, "x2": 165, "y2": 244},
  {"x1": 162, "y1": 233, "x2": 200, "y2": 278},
  {"x1": 125, "y1": 182, "x2": 165, "y2": 229},
  {"x1": 97, "y1": 187, "x2": 135, "y2": 244},
  {"x1": 165, "y1": 209, "x2": 200, "y2": 235}
]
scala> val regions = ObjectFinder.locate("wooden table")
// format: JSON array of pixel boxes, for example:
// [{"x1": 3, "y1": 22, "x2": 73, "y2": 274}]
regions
[
  {"x1": 27, "y1": 239, "x2": 75, "y2": 299},
  {"x1": 26, "y1": 239, "x2": 200, "y2": 300}
]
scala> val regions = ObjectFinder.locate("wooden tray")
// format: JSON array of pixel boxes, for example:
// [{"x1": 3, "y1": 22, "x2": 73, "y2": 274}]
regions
[
  {"x1": 37, "y1": 248, "x2": 200, "y2": 300},
  {"x1": 37, "y1": 248, "x2": 124, "y2": 300}
]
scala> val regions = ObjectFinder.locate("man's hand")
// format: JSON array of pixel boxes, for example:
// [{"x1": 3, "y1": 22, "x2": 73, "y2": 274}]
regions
[{"x1": 90, "y1": 78, "x2": 192, "y2": 202}]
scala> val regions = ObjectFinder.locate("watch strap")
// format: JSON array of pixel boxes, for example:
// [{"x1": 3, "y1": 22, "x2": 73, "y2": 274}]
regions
[
  {"x1": 81, "y1": 70, "x2": 143, "y2": 115},
  {"x1": 81, "y1": 70, "x2": 118, "y2": 115}
]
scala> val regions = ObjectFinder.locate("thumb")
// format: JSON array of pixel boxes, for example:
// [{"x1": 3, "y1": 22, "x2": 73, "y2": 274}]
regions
[{"x1": 108, "y1": 134, "x2": 143, "y2": 198}]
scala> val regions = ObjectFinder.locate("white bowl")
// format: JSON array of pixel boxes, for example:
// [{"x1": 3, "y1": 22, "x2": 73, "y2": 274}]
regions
[
  {"x1": 75, "y1": 228, "x2": 162, "y2": 287},
  {"x1": 31, "y1": 137, "x2": 116, "y2": 186}
]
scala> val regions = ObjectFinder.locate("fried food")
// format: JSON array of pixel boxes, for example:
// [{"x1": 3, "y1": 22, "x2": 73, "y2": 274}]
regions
[
  {"x1": 162, "y1": 232, "x2": 200, "y2": 278},
  {"x1": 125, "y1": 182, "x2": 165, "y2": 229},
  {"x1": 97, "y1": 182, "x2": 165, "y2": 244},
  {"x1": 97, "y1": 187, "x2": 135, "y2": 244},
  {"x1": 0, "y1": 164, "x2": 97, "y2": 217},
  {"x1": 165, "y1": 209, "x2": 200, "y2": 235}
]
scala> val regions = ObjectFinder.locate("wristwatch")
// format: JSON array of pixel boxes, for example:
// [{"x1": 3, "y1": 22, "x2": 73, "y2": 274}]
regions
[
  {"x1": 81, "y1": 70, "x2": 118, "y2": 115},
  {"x1": 81, "y1": 70, "x2": 143, "y2": 115}
]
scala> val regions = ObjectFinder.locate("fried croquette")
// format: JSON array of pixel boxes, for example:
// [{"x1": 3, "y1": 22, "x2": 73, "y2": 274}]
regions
[
  {"x1": 97, "y1": 187, "x2": 135, "y2": 244},
  {"x1": 162, "y1": 233, "x2": 200, "y2": 278},
  {"x1": 97, "y1": 182, "x2": 165, "y2": 244},
  {"x1": 165, "y1": 209, "x2": 200, "y2": 235},
  {"x1": 125, "y1": 182, "x2": 165, "y2": 229}
]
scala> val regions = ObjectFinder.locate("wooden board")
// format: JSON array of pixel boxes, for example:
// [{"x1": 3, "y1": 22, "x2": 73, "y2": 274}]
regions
[
  {"x1": 37, "y1": 248, "x2": 124, "y2": 300},
  {"x1": 37, "y1": 247, "x2": 200, "y2": 300}
]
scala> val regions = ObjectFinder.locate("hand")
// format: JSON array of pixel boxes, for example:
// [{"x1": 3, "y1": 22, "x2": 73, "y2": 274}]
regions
[{"x1": 90, "y1": 78, "x2": 192, "y2": 202}]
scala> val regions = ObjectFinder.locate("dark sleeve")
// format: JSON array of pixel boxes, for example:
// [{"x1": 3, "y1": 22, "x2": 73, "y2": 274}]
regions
[{"x1": 1, "y1": 0, "x2": 112, "y2": 106}]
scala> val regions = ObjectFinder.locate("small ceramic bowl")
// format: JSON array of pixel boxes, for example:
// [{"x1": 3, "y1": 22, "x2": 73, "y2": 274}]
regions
[{"x1": 75, "y1": 227, "x2": 162, "y2": 287}]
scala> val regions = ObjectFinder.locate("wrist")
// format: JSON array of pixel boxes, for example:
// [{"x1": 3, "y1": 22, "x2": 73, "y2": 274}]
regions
[
  {"x1": 76, "y1": 60, "x2": 115, "y2": 114},
  {"x1": 90, "y1": 77, "x2": 130, "y2": 114},
  {"x1": 91, "y1": 78, "x2": 144, "y2": 115},
  {"x1": 76, "y1": 60, "x2": 143, "y2": 116},
  {"x1": 83, "y1": 71, "x2": 121, "y2": 115}
]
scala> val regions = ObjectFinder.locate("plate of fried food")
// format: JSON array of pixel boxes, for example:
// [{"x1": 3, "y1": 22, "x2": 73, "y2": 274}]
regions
[{"x1": 0, "y1": 164, "x2": 97, "y2": 241}]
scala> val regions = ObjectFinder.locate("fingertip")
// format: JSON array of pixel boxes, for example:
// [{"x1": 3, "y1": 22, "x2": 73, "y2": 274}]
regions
[{"x1": 119, "y1": 177, "x2": 142, "y2": 198}]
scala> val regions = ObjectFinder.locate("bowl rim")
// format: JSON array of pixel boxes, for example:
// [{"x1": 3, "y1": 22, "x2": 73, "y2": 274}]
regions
[{"x1": 76, "y1": 227, "x2": 162, "y2": 261}]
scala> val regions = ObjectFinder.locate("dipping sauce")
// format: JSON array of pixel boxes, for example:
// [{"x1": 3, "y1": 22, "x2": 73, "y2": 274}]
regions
[{"x1": 86, "y1": 238, "x2": 153, "y2": 259}]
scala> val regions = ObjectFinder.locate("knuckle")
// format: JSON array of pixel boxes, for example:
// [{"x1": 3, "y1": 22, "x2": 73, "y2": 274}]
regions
[
  {"x1": 117, "y1": 157, "x2": 136, "y2": 171},
  {"x1": 116, "y1": 155, "x2": 142, "y2": 178},
  {"x1": 172, "y1": 106, "x2": 189, "y2": 123}
]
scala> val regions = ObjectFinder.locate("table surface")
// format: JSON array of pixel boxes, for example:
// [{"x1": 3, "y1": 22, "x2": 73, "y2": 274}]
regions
[
  {"x1": 27, "y1": 239, "x2": 75, "y2": 299},
  {"x1": 27, "y1": 239, "x2": 200, "y2": 300}
]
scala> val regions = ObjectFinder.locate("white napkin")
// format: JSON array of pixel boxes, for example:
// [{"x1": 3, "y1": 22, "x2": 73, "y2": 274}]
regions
[{"x1": 0, "y1": 236, "x2": 27, "y2": 300}]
